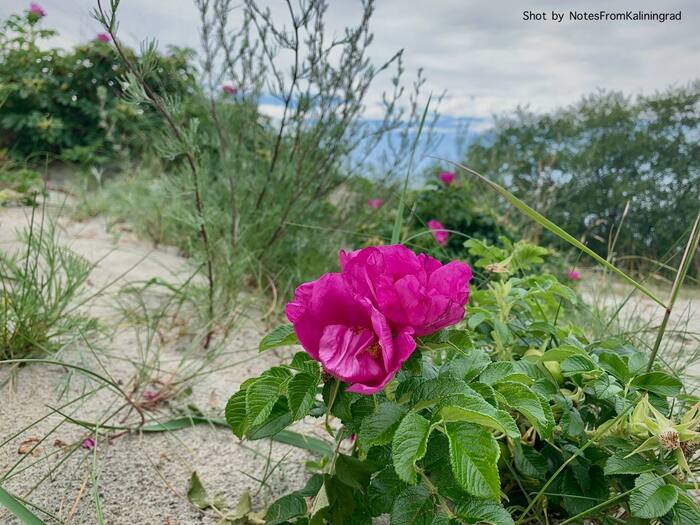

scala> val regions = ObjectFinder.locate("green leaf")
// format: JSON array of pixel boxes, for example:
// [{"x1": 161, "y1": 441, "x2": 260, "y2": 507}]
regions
[
  {"x1": 448, "y1": 161, "x2": 666, "y2": 308},
  {"x1": 246, "y1": 374, "x2": 286, "y2": 427},
  {"x1": 454, "y1": 498, "x2": 515, "y2": 525},
  {"x1": 266, "y1": 494, "x2": 307, "y2": 525},
  {"x1": 411, "y1": 375, "x2": 470, "y2": 409},
  {"x1": 560, "y1": 355, "x2": 598, "y2": 376},
  {"x1": 440, "y1": 394, "x2": 520, "y2": 439},
  {"x1": 480, "y1": 362, "x2": 531, "y2": 386},
  {"x1": 0, "y1": 485, "x2": 47, "y2": 525},
  {"x1": 390, "y1": 485, "x2": 448, "y2": 525},
  {"x1": 629, "y1": 472, "x2": 678, "y2": 519},
  {"x1": 673, "y1": 492, "x2": 700, "y2": 524},
  {"x1": 604, "y1": 449, "x2": 658, "y2": 476},
  {"x1": 598, "y1": 352, "x2": 630, "y2": 382},
  {"x1": 513, "y1": 442, "x2": 547, "y2": 481},
  {"x1": 495, "y1": 382, "x2": 553, "y2": 439},
  {"x1": 631, "y1": 372, "x2": 682, "y2": 397},
  {"x1": 246, "y1": 398, "x2": 292, "y2": 439},
  {"x1": 187, "y1": 471, "x2": 211, "y2": 510},
  {"x1": 334, "y1": 454, "x2": 374, "y2": 490},
  {"x1": 259, "y1": 324, "x2": 298, "y2": 352},
  {"x1": 446, "y1": 422, "x2": 501, "y2": 499},
  {"x1": 272, "y1": 430, "x2": 333, "y2": 457},
  {"x1": 359, "y1": 402, "x2": 408, "y2": 448},
  {"x1": 287, "y1": 372, "x2": 319, "y2": 420},
  {"x1": 225, "y1": 389, "x2": 248, "y2": 438},
  {"x1": 392, "y1": 412, "x2": 433, "y2": 484},
  {"x1": 369, "y1": 467, "x2": 407, "y2": 517},
  {"x1": 266, "y1": 475, "x2": 323, "y2": 525}
]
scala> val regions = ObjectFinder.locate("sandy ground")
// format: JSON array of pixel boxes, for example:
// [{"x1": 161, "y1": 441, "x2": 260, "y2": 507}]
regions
[
  {"x1": 0, "y1": 201, "x2": 325, "y2": 524},
  {"x1": 580, "y1": 273, "x2": 700, "y2": 385}
]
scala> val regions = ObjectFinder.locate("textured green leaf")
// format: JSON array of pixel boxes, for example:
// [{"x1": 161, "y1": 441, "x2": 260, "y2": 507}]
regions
[
  {"x1": 266, "y1": 493, "x2": 307, "y2": 525},
  {"x1": 446, "y1": 422, "x2": 501, "y2": 499},
  {"x1": 411, "y1": 375, "x2": 470, "y2": 409},
  {"x1": 266, "y1": 475, "x2": 323, "y2": 525},
  {"x1": 631, "y1": 372, "x2": 682, "y2": 397},
  {"x1": 440, "y1": 394, "x2": 519, "y2": 439},
  {"x1": 390, "y1": 485, "x2": 449, "y2": 525},
  {"x1": 359, "y1": 402, "x2": 408, "y2": 448},
  {"x1": 392, "y1": 412, "x2": 433, "y2": 484},
  {"x1": 225, "y1": 388, "x2": 248, "y2": 438},
  {"x1": 287, "y1": 372, "x2": 319, "y2": 420},
  {"x1": 629, "y1": 473, "x2": 678, "y2": 519},
  {"x1": 246, "y1": 374, "x2": 285, "y2": 427},
  {"x1": 246, "y1": 398, "x2": 292, "y2": 439},
  {"x1": 454, "y1": 498, "x2": 515, "y2": 525},
  {"x1": 369, "y1": 467, "x2": 407, "y2": 517},
  {"x1": 259, "y1": 324, "x2": 298, "y2": 352},
  {"x1": 604, "y1": 449, "x2": 658, "y2": 475},
  {"x1": 560, "y1": 354, "x2": 598, "y2": 375},
  {"x1": 672, "y1": 492, "x2": 700, "y2": 524},
  {"x1": 513, "y1": 442, "x2": 547, "y2": 481},
  {"x1": 496, "y1": 382, "x2": 553, "y2": 439}
]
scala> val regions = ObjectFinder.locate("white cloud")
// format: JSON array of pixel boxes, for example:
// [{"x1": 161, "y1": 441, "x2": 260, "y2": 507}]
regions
[{"x1": 2, "y1": 0, "x2": 697, "y2": 123}]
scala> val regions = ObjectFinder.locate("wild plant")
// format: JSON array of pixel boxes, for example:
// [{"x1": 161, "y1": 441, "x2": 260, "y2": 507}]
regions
[{"x1": 0, "y1": 205, "x2": 98, "y2": 361}]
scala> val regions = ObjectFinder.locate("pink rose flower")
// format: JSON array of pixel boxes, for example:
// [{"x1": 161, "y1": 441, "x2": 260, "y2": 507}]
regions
[
  {"x1": 285, "y1": 273, "x2": 416, "y2": 394},
  {"x1": 222, "y1": 85, "x2": 237, "y2": 95},
  {"x1": 367, "y1": 198, "x2": 384, "y2": 210},
  {"x1": 567, "y1": 269, "x2": 581, "y2": 281},
  {"x1": 427, "y1": 219, "x2": 449, "y2": 247},
  {"x1": 438, "y1": 171, "x2": 455, "y2": 185},
  {"x1": 29, "y1": 3, "x2": 46, "y2": 17},
  {"x1": 96, "y1": 32, "x2": 111, "y2": 43},
  {"x1": 339, "y1": 245, "x2": 472, "y2": 337}
]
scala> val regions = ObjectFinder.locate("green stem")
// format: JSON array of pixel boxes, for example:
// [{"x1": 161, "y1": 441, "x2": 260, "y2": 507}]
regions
[
  {"x1": 646, "y1": 212, "x2": 700, "y2": 372},
  {"x1": 515, "y1": 402, "x2": 636, "y2": 524}
]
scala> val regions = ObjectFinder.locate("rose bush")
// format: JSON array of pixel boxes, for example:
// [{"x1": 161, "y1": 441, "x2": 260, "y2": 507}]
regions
[{"x1": 226, "y1": 243, "x2": 700, "y2": 525}]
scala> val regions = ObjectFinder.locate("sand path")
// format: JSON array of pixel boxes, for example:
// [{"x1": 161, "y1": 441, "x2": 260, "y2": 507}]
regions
[{"x1": 0, "y1": 200, "x2": 321, "y2": 524}]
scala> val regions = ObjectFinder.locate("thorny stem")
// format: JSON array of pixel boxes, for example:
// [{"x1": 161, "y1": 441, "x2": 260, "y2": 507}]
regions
[
  {"x1": 95, "y1": 0, "x2": 216, "y2": 348},
  {"x1": 646, "y1": 211, "x2": 700, "y2": 372}
]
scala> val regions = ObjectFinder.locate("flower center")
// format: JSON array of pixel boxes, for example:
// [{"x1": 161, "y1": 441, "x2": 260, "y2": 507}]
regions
[{"x1": 365, "y1": 342, "x2": 381, "y2": 359}]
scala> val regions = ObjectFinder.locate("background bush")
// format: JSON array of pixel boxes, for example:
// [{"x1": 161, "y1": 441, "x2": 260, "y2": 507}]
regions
[
  {"x1": 465, "y1": 85, "x2": 700, "y2": 277},
  {"x1": 0, "y1": 11, "x2": 197, "y2": 164}
]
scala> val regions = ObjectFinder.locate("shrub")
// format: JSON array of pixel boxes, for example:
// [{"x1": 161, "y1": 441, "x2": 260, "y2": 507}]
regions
[
  {"x1": 0, "y1": 8, "x2": 197, "y2": 164},
  {"x1": 409, "y1": 173, "x2": 513, "y2": 260},
  {"x1": 90, "y1": 0, "x2": 438, "y2": 333},
  {"x1": 465, "y1": 85, "x2": 700, "y2": 277},
  {"x1": 225, "y1": 243, "x2": 700, "y2": 524}
]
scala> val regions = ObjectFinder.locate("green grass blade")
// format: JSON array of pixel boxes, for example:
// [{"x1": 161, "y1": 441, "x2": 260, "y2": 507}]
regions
[
  {"x1": 392, "y1": 94, "x2": 432, "y2": 244},
  {"x1": 445, "y1": 160, "x2": 667, "y2": 309},
  {"x1": 0, "y1": 486, "x2": 47, "y2": 525}
]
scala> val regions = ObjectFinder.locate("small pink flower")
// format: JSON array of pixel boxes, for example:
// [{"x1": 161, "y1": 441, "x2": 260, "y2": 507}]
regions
[
  {"x1": 96, "y1": 33, "x2": 111, "y2": 43},
  {"x1": 222, "y1": 85, "x2": 237, "y2": 95},
  {"x1": 438, "y1": 171, "x2": 455, "y2": 186},
  {"x1": 367, "y1": 198, "x2": 384, "y2": 210},
  {"x1": 29, "y1": 3, "x2": 46, "y2": 17},
  {"x1": 142, "y1": 390, "x2": 158, "y2": 401},
  {"x1": 82, "y1": 437, "x2": 96, "y2": 451},
  {"x1": 427, "y1": 219, "x2": 448, "y2": 247},
  {"x1": 567, "y1": 269, "x2": 581, "y2": 281}
]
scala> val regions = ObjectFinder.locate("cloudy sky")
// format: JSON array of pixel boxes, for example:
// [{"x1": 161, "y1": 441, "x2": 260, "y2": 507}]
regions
[{"x1": 3, "y1": 0, "x2": 697, "y2": 141}]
